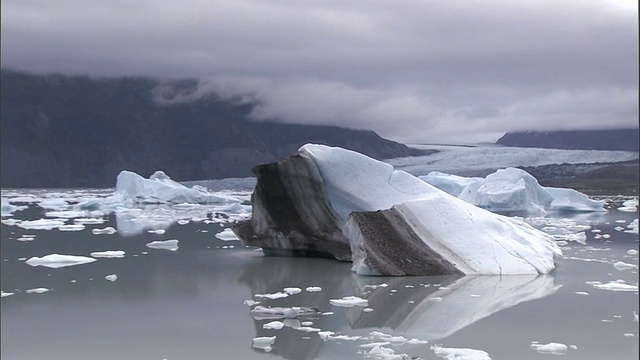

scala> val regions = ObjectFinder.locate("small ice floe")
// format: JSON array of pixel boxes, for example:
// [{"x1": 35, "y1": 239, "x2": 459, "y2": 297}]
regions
[
  {"x1": 105, "y1": 274, "x2": 118, "y2": 282},
  {"x1": 627, "y1": 249, "x2": 639, "y2": 256},
  {"x1": 362, "y1": 344, "x2": 411, "y2": 359},
  {"x1": 74, "y1": 217, "x2": 105, "y2": 225},
  {"x1": 318, "y1": 331, "x2": 363, "y2": 341},
  {"x1": 624, "y1": 333, "x2": 636, "y2": 337},
  {"x1": 252, "y1": 336, "x2": 276, "y2": 352},
  {"x1": 633, "y1": 311, "x2": 638, "y2": 322},
  {"x1": 1, "y1": 291, "x2": 15, "y2": 297},
  {"x1": 90, "y1": 250, "x2": 125, "y2": 258},
  {"x1": 262, "y1": 321, "x2": 284, "y2": 330},
  {"x1": 432, "y1": 345, "x2": 491, "y2": 360},
  {"x1": 305, "y1": 286, "x2": 322, "y2": 292},
  {"x1": 255, "y1": 292, "x2": 289, "y2": 300},
  {"x1": 329, "y1": 296, "x2": 369, "y2": 307},
  {"x1": 530, "y1": 342, "x2": 569, "y2": 355},
  {"x1": 91, "y1": 227, "x2": 117, "y2": 235},
  {"x1": 626, "y1": 219, "x2": 639, "y2": 234},
  {"x1": 243, "y1": 299, "x2": 261, "y2": 306},
  {"x1": 618, "y1": 198, "x2": 639, "y2": 212},
  {"x1": 1, "y1": 201, "x2": 27, "y2": 216},
  {"x1": 145, "y1": 239, "x2": 179, "y2": 251},
  {"x1": 428, "y1": 297, "x2": 444, "y2": 302},
  {"x1": 250, "y1": 306, "x2": 320, "y2": 320},
  {"x1": 25, "y1": 254, "x2": 97, "y2": 268},
  {"x1": 301, "y1": 321, "x2": 313, "y2": 326},
  {"x1": 363, "y1": 308, "x2": 374, "y2": 312},
  {"x1": 177, "y1": 219, "x2": 190, "y2": 225},
  {"x1": 215, "y1": 228, "x2": 238, "y2": 241},
  {"x1": 148, "y1": 229, "x2": 166, "y2": 235},
  {"x1": 25, "y1": 288, "x2": 50, "y2": 294},
  {"x1": 1, "y1": 218, "x2": 22, "y2": 226},
  {"x1": 17, "y1": 234, "x2": 36, "y2": 242},
  {"x1": 587, "y1": 280, "x2": 638, "y2": 292},
  {"x1": 574, "y1": 291, "x2": 590, "y2": 296},
  {"x1": 58, "y1": 224, "x2": 85, "y2": 231},
  {"x1": 37, "y1": 198, "x2": 68, "y2": 210},
  {"x1": 552, "y1": 232, "x2": 587, "y2": 244},
  {"x1": 294, "y1": 326, "x2": 321, "y2": 333},
  {"x1": 18, "y1": 219, "x2": 66, "y2": 230},
  {"x1": 613, "y1": 261, "x2": 638, "y2": 271},
  {"x1": 283, "y1": 287, "x2": 302, "y2": 295}
]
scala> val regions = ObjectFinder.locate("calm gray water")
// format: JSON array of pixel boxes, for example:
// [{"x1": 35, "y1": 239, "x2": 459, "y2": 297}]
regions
[{"x1": 1, "y1": 190, "x2": 638, "y2": 360}]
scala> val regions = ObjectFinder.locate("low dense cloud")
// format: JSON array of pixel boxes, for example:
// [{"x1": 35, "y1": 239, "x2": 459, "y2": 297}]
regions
[{"x1": 2, "y1": 0, "x2": 637, "y2": 143}]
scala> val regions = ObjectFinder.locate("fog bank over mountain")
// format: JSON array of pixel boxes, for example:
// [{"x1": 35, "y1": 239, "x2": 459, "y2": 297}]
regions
[{"x1": 0, "y1": 70, "x2": 425, "y2": 188}]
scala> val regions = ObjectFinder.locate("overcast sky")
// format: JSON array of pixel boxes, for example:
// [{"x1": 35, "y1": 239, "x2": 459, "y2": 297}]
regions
[{"x1": 2, "y1": 0, "x2": 638, "y2": 143}]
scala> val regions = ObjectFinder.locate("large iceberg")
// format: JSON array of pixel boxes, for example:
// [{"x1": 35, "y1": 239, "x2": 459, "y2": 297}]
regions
[
  {"x1": 233, "y1": 144, "x2": 561, "y2": 276},
  {"x1": 420, "y1": 168, "x2": 606, "y2": 214}
]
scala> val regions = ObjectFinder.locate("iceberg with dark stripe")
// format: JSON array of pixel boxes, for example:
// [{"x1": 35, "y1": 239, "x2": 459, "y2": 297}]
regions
[{"x1": 233, "y1": 144, "x2": 561, "y2": 276}]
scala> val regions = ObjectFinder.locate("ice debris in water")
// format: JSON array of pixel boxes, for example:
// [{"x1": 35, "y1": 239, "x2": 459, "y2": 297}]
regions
[
  {"x1": 252, "y1": 336, "x2": 276, "y2": 352},
  {"x1": 58, "y1": 224, "x2": 85, "y2": 231},
  {"x1": 329, "y1": 296, "x2": 369, "y2": 307},
  {"x1": 530, "y1": 342, "x2": 570, "y2": 355},
  {"x1": 262, "y1": 321, "x2": 284, "y2": 330},
  {"x1": 627, "y1": 249, "x2": 639, "y2": 256},
  {"x1": 1, "y1": 291, "x2": 15, "y2": 297},
  {"x1": 587, "y1": 280, "x2": 638, "y2": 292},
  {"x1": 105, "y1": 274, "x2": 118, "y2": 282},
  {"x1": 250, "y1": 306, "x2": 320, "y2": 320},
  {"x1": 305, "y1": 286, "x2": 322, "y2": 292},
  {"x1": 214, "y1": 228, "x2": 238, "y2": 241},
  {"x1": 25, "y1": 288, "x2": 50, "y2": 294},
  {"x1": 613, "y1": 261, "x2": 637, "y2": 271},
  {"x1": 25, "y1": 254, "x2": 97, "y2": 268},
  {"x1": 18, "y1": 219, "x2": 66, "y2": 230},
  {"x1": 431, "y1": 345, "x2": 492, "y2": 360},
  {"x1": 92, "y1": 227, "x2": 117, "y2": 235},
  {"x1": 145, "y1": 239, "x2": 179, "y2": 251},
  {"x1": 90, "y1": 250, "x2": 125, "y2": 258}
]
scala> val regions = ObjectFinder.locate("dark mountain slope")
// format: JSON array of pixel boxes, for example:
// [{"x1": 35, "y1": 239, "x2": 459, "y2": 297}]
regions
[
  {"x1": 497, "y1": 129, "x2": 639, "y2": 151},
  {"x1": 1, "y1": 69, "x2": 427, "y2": 188}
]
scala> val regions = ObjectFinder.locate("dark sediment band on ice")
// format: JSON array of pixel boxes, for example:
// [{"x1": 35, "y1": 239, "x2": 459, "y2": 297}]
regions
[
  {"x1": 346, "y1": 208, "x2": 463, "y2": 276},
  {"x1": 233, "y1": 153, "x2": 351, "y2": 261}
]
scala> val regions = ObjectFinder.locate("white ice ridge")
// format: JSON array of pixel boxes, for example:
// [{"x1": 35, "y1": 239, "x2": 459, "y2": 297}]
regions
[
  {"x1": 297, "y1": 144, "x2": 561, "y2": 275},
  {"x1": 25, "y1": 254, "x2": 97, "y2": 268},
  {"x1": 420, "y1": 168, "x2": 605, "y2": 215},
  {"x1": 82, "y1": 170, "x2": 241, "y2": 206}
]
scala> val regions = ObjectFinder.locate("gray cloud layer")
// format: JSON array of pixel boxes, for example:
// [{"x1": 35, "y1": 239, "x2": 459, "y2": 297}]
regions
[{"x1": 2, "y1": 0, "x2": 637, "y2": 143}]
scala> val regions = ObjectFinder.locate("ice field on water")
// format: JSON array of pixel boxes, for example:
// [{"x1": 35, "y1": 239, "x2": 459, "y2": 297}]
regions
[{"x1": 1, "y1": 144, "x2": 638, "y2": 360}]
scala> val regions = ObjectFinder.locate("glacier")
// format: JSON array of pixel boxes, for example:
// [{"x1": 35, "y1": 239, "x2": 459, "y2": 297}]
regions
[
  {"x1": 233, "y1": 144, "x2": 562, "y2": 276},
  {"x1": 421, "y1": 168, "x2": 606, "y2": 214}
]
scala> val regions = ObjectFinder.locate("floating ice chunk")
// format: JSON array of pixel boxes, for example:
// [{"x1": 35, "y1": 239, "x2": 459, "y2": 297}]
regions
[
  {"x1": 294, "y1": 326, "x2": 321, "y2": 332},
  {"x1": 432, "y1": 345, "x2": 491, "y2": 360},
  {"x1": 305, "y1": 286, "x2": 322, "y2": 292},
  {"x1": 613, "y1": 261, "x2": 637, "y2": 271},
  {"x1": 105, "y1": 274, "x2": 118, "y2": 282},
  {"x1": 262, "y1": 321, "x2": 284, "y2": 330},
  {"x1": 18, "y1": 219, "x2": 66, "y2": 230},
  {"x1": 74, "y1": 217, "x2": 106, "y2": 225},
  {"x1": 177, "y1": 219, "x2": 190, "y2": 225},
  {"x1": 626, "y1": 249, "x2": 638, "y2": 256},
  {"x1": 58, "y1": 224, "x2": 85, "y2": 231},
  {"x1": 329, "y1": 296, "x2": 369, "y2": 307},
  {"x1": 250, "y1": 306, "x2": 320, "y2": 320},
  {"x1": 90, "y1": 251, "x2": 125, "y2": 258},
  {"x1": 369, "y1": 331, "x2": 409, "y2": 344},
  {"x1": 244, "y1": 299, "x2": 261, "y2": 306},
  {"x1": 633, "y1": 311, "x2": 638, "y2": 322},
  {"x1": 363, "y1": 308, "x2": 374, "y2": 312},
  {"x1": 575, "y1": 291, "x2": 589, "y2": 296},
  {"x1": 1, "y1": 218, "x2": 22, "y2": 226},
  {"x1": 145, "y1": 239, "x2": 179, "y2": 251},
  {"x1": 92, "y1": 227, "x2": 117, "y2": 235},
  {"x1": 17, "y1": 234, "x2": 36, "y2": 242},
  {"x1": 588, "y1": 280, "x2": 638, "y2": 292},
  {"x1": 37, "y1": 198, "x2": 68, "y2": 210},
  {"x1": 1, "y1": 201, "x2": 27, "y2": 216},
  {"x1": 25, "y1": 288, "x2": 50, "y2": 294},
  {"x1": 215, "y1": 228, "x2": 238, "y2": 241},
  {"x1": 255, "y1": 292, "x2": 289, "y2": 300},
  {"x1": 252, "y1": 336, "x2": 276, "y2": 352},
  {"x1": 1, "y1": 291, "x2": 15, "y2": 297},
  {"x1": 530, "y1": 342, "x2": 568, "y2": 355},
  {"x1": 619, "y1": 198, "x2": 639, "y2": 212},
  {"x1": 363, "y1": 344, "x2": 409, "y2": 359},
  {"x1": 25, "y1": 254, "x2": 97, "y2": 268},
  {"x1": 552, "y1": 232, "x2": 587, "y2": 244},
  {"x1": 283, "y1": 287, "x2": 302, "y2": 295},
  {"x1": 148, "y1": 229, "x2": 166, "y2": 234}
]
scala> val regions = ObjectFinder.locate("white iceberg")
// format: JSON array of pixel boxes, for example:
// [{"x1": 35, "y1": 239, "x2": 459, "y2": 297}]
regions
[
  {"x1": 105, "y1": 170, "x2": 239, "y2": 205},
  {"x1": 422, "y1": 168, "x2": 605, "y2": 214},
  {"x1": 145, "y1": 239, "x2": 179, "y2": 251},
  {"x1": 215, "y1": 228, "x2": 238, "y2": 241},
  {"x1": 25, "y1": 254, "x2": 97, "y2": 268}
]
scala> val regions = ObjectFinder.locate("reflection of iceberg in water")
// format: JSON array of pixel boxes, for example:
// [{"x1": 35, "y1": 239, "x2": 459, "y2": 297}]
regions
[
  {"x1": 239, "y1": 256, "x2": 560, "y2": 358},
  {"x1": 347, "y1": 274, "x2": 561, "y2": 340}
]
